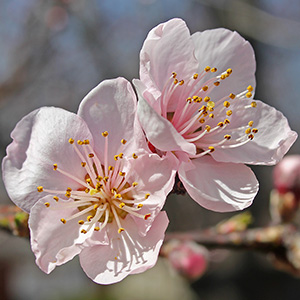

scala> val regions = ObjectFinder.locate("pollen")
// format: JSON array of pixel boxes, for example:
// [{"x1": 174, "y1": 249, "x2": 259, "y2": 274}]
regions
[
  {"x1": 78, "y1": 220, "x2": 84, "y2": 225},
  {"x1": 246, "y1": 92, "x2": 252, "y2": 98},
  {"x1": 132, "y1": 182, "x2": 138, "y2": 187},
  {"x1": 204, "y1": 66, "x2": 211, "y2": 72},
  {"x1": 145, "y1": 193, "x2": 150, "y2": 199},
  {"x1": 251, "y1": 101, "x2": 257, "y2": 107},
  {"x1": 220, "y1": 74, "x2": 226, "y2": 80},
  {"x1": 61, "y1": 218, "x2": 66, "y2": 224},
  {"x1": 248, "y1": 134, "x2": 254, "y2": 140},
  {"x1": 174, "y1": 78, "x2": 179, "y2": 84},
  {"x1": 172, "y1": 72, "x2": 177, "y2": 78},
  {"x1": 44, "y1": 202, "x2": 50, "y2": 207},
  {"x1": 210, "y1": 67, "x2": 217, "y2": 72},
  {"x1": 114, "y1": 155, "x2": 119, "y2": 161},
  {"x1": 214, "y1": 81, "x2": 220, "y2": 86},
  {"x1": 218, "y1": 122, "x2": 224, "y2": 127},
  {"x1": 205, "y1": 125, "x2": 211, "y2": 132},
  {"x1": 209, "y1": 146, "x2": 215, "y2": 152},
  {"x1": 224, "y1": 119, "x2": 230, "y2": 124},
  {"x1": 65, "y1": 191, "x2": 71, "y2": 198},
  {"x1": 137, "y1": 204, "x2": 143, "y2": 208},
  {"x1": 247, "y1": 85, "x2": 254, "y2": 92},
  {"x1": 102, "y1": 131, "x2": 108, "y2": 137},
  {"x1": 226, "y1": 110, "x2": 233, "y2": 116},
  {"x1": 88, "y1": 153, "x2": 94, "y2": 158},
  {"x1": 118, "y1": 228, "x2": 125, "y2": 234},
  {"x1": 119, "y1": 171, "x2": 125, "y2": 177},
  {"x1": 37, "y1": 186, "x2": 43, "y2": 192},
  {"x1": 53, "y1": 164, "x2": 58, "y2": 170},
  {"x1": 77, "y1": 140, "x2": 83, "y2": 145},
  {"x1": 119, "y1": 202, "x2": 125, "y2": 208},
  {"x1": 144, "y1": 213, "x2": 151, "y2": 220},
  {"x1": 204, "y1": 96, "x2": 210, "y2": 102},
  {"x1": 248, "y1": 121, "x2": 254, "y2": 127},
  {"x1": 118, "y1": 153, "x2": 124, "y2": 159},
  {"x1": 121, "y1": 139, "x2": 127, "y2": 144},
  {"x1": 81, "y1": 229, "x2": 87, "y2": 234},
  {"x1": 83, "y1": 139, "x2": 90, "y2": 145},
  {"x1": 245, "y1": 128, "x2": 251, "y2": 134},
  {"x1": 94, "y1": 227, "x2": 100, "y2": 231},
  {"x1": 199, "y1": 118, "x2": 205, "y2": 124},
  {"x1": 68, "y1": 138, "x2": 74, "y2": 144},
  {"x1": 108, "y1": 165, "x2": 114, "y2": 171},
  {"x1": 53, "y1": 196, "x2": 59, "y2": 201},
  {"x1": 227, "y1": 68, "x2": 233, "y2": 74},
  {"x1": 223, "y1": 101, "x2": 230, "y2": 108},
  {"x1": 193, "y1": 73, "x2": 198, "y2": 79},
  {"x1": 224, "y1": 134, "x2": 231, "y2": 140},
  {"x1": 81, "y1": 162, "x2": 86, "y2": 167},
  {"x1": 87, "y1": 215, "x2": 93, "y2": 222},
  {"x1": 202, "y1": 85, "x2": 208, "y2": 92},
  {"x1": 209, "y1": 113, "x2": 214, "y2": 118},
  {"x1": 186, "y1": 97, "x2": 192, "y2": 103},
  {"x1": 132, "y1": 153, "x2": 138, "y2": 159},
  {"x1": 229, "y1": 93, "x2": 236, "y2": 99},
  {"x1": 179, "y1": 80, "x2": 184, "y2": 85},
  {"x1": 252, "y1": 128, "x2": 258, "y2": 133}
]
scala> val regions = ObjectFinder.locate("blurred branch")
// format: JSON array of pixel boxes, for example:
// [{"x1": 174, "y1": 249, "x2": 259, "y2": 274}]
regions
[{"x1": 194, "y1": 0, "x2": 300, "y2": 49}]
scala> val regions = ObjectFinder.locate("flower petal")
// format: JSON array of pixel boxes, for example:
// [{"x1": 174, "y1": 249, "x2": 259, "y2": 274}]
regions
[
  {"x1": 29, "y1": 195, "x2": 108, "y2": 274},
  {"x1": 127, "y1": 152, "x2": 177, "y2": 235},
  {"x1": 178, "y1": 156, "x2": 259, "y2": 212},
  {"x1": 192, "y1": 28, "x2": 256, "y2": 99},
  {"x1": 79, "y1": 211, "x2": 169, "y2": 285},
  {"x1": 140, "y1": 18, "x2": 198, "y2": 98},
  {"x1": 137, "y1": 95, "x2": 196, "y2": 155},
  {"x1": 2, "y1": 107, "x2": 93, "y2": 213},
  {"x1": 205, "y1": 100, "x2": 298, "y2": 165},
  {"x1": 78, "y1": 77, "x2": 146, "y2": 164}
]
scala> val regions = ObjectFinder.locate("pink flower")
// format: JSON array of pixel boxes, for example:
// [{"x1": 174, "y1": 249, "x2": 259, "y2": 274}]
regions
[
  {"x1": 135, "y1": 18, "x2": 297, "y2": 212},
  {"x1": 2, "y1": 77, "x2": 176, "y2": 284}
]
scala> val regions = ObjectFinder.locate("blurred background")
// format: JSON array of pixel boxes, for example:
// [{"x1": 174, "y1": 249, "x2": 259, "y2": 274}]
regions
[{"x1": 0, "y1": 0, "x2": 300, "y2": 299}]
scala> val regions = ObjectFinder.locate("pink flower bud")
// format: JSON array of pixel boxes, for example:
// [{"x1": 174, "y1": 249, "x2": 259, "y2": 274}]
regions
[{"x1": 162, "y1": 240, "x2": 208, "y2": 280}]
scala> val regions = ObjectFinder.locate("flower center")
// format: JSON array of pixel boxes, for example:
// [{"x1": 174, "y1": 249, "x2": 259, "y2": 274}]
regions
[
  {"x1": 161, "y1": 66, "x2": 258, "y2": 158},
  {"x1": 38, "y1": 131, "x2": 151, "y2": 234}
]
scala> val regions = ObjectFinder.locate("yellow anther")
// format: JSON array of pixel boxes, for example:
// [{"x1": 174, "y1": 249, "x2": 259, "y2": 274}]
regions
[
  {"x1": 214, "y1": 81, "x2": 220, "y2": 86},
  {"x1": 252, "y1": 128, "x2": 258, "y2": 133},
  {"x1": 246, "y1": 92, "x2": 252, "y2": 98},
  {"x1": 111, "y1": 187, "x2": 117, "y2": 193},
  {"x1": 208, "y1": 146, "x2": 215, "y2": 152},
  {"x1": 53, "y1": 164, "x2": 58, "y2": 170},
  {"x1": 247, "y1": 85, "x2": 253, "y2": 92},
  {"x1": 145, "y1": 193, "x2": 150, "y2": 199},
  {"x1": 209, "y1": 113, "x2": 214, "y2": 118},
  {"x1": 53, "y1": 196, "x2": 59, "y2": 202},
  {"x1": 86, "y1": 178, "x2": 91, "y2": 184},
  {"x1": 251, "y1": 101, "x2": 257, "y2": 107},
  {"x1": 103, "y1": 176, "x2": 109, "y2": 182},
  {"x1": 102, "y1": 131, "x2": 108, "y2": 137},
  {"x1": 202, "y1": 85, "x2": 208, "y2": 92},
  {"x1": 192, "y1": 95, "x2": 199, "y2": 101},
  {"x1": 44, "y1": 202, "x2": 50, "y2": 207},
  {"x1": 204, "y1": 66, "x2": 211, "y2": 72},
  {"x1": 118, "y1": 228, "x2": 125, "y2": 234},
  {"x1": 137, "y1": 204, "x2": 143, "y2": 208},
  {"x1": 96, "y1": 183, "x2": 102, "y2": 190},
  {"x1": 226, "y1": 110, "x2": 233, "y2": 116},
  {"x1": 211, "y1": 67, "x2": 217, "y2": 72},
  {"x1": 81, "y1": 162, "x2": 86, "y2": 167},
  {"x1": 144, "y1": 213, "x2": 151, "y2": 220},
  {"x1": 68, "y1": 138, "x2": 74, "y2": 144},
  {"x1": 61, "y1": 218, "x2": 66, "y2": 224},
  {"x1": 172, "y1": 72, "x2": 177, "y2": 78},
  {"x1": 77, "y1": 140, "x2": 83, "y2": 145},
  {"x1": 94, "y1": 227, "x2": 100, "y2": 231},
  {"x1": 199, "y1": 118, "x2": 205, "y2": 124},
  {"x1": 186, "y1": 97, "x2": 192, "y2": 103},
  {"x1": 115, "y1": 193, "x2": 122, "y2": 199},
  {"x1": 229, "y1": 93, "x2": 236, "y2": 99},
  {"x1": 218, "y1": 122, "x2": 224, "y2": 127},
  {"x1": 195, "y1": 97, "x2": 202, "y2": 103},
  {"x1": 224, "y1": 134, "x2": 231, "y2": 140},
  {"x1": 245, "y1": 128, "x2": 251, "y2": 134},
  {"x1": 204, "y1": 96, "x2": 210, "y2": 102},
  {"x1": 207, "y1": 100, "x2": 215, "y2": 109},
  {"x1": 81, "y1": 229, "x2": 87, "y2": 234},
  {"x1": 203, "y1": 111, "x2": 208, "y2": 116},
  {"x1": 118, "y1": 153, "x2": 124, "y2": 159},
  {"x1": 87, "y1": 215, "x2": 93, "y2": 222},
  {"x1": 193, "y1": 73, "x2": 198, "y2": 79},
  {"x1": 89, "y1": 189, "x2": 98, "y2": 196},
  {"x1": 108, "y1": 165, "x2": 114, "y2": 171},
  {"x1": 227, "y1": 68, "x2": 233, "y2": 75},
  {"x1": 121, "y1": 139, "x2": 127, "y2": 144},
  {"x1": 205, "y1": 125, "x2": 211, "y2": 132},
  {"x1": 119, "y1": 202, "x2": 125, "y2": 208},
  {"x1": 223, "y1": 101, "x2": 230, "y2": 108},
  {"x1": 132, "y1": 182, "x2": 138, "y2": 187},
  {"x1": 83, "y1": 139, "x2": 90, "y2": 145},
  {"x1": 114, "y1": 155, "x2": 119, "y2": 161},
  {"x1": 65, "y1": 191, "x2": 71, "y2": 198},
  {"x1": 119, "y1": 171, "x2": 125, "y2": 176},
  {"x1": 220, "y1": 74, "x2": 226, "y2": 80},
  {"x1": 248, "y1": 134, "x2": 254, "y2": 140},
  {"x1": 224, "y1": 119, "x2": 230, "y2": 124},
  {"x1": 179, "y1": 80, "x2": 184, "y2": 85},
  {"x1": 248, "y1": 121, "x2": 254, "y2": 127},
  {"x1": 174, "y1": 78, "x2": 178, "y2": 84},
  {"x1": 88, "y1": 153, "x2": 94, "y2": 158},
  {"x1": 94, "y1": 204, "x2": 99, "y2": 210},
  {"x1": 37, "y1": 186, "x2": 43, "y2": 192},
  {"x1": 78, "y1": 220, "x2": 84, "y2": 225},
  {"x1": 85, "y1": 188, "x2": 90, "y2": 193},
  {"x1": 132, "y1": 153, "x2": 138, "y2": 159}
]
